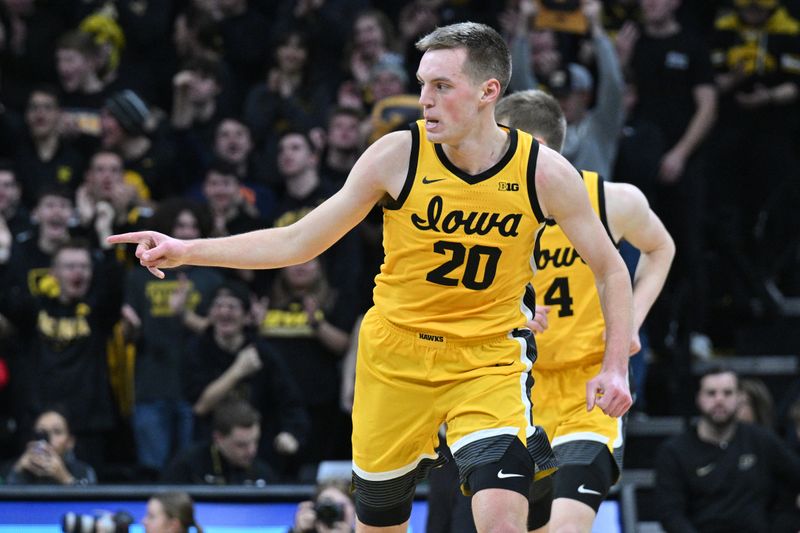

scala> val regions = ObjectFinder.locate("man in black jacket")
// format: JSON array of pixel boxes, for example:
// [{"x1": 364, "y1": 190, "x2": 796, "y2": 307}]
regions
[
  {"x1": 655, "y1": 366, "x2": 800, "y2": 532},
  {"x1": 161, "y1": 398, "x2": 273, "y2": 485}
]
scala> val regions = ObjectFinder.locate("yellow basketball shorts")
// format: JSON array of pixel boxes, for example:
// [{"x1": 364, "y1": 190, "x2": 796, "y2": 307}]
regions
[
  {"x1": 532, "y1": 359, "x2": 625, "y2": 473},
  {"x1": 352, "y1": 308, "x2": 557, "y2": 507}
]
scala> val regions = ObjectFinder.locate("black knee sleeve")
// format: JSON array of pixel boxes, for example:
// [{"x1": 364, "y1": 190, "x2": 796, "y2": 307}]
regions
[
  {"x1": 466, "y1": 437, "x2": 534, "y2": 498},
  {"x1": 528, "y1": 473, "x2": 553, "y2": 531},
  {"x1": 352, "y1": 472, "x2": 417, "y2": 527},
  {"x1": 355, "y1": 496, "x2": 414, "y2": 527},
  {"x1": 552, "y1": 449, "x2": 614, "y2": 512}
]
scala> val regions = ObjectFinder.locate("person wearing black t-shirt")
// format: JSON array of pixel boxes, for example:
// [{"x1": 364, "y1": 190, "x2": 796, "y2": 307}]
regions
[
  {"x1": 3, "y1": 186, "x2": 76, "y2": 302},
  {"x1": 709, "y1": 1, "x2": 800, "y2": 306},
  {"x1": 655, "y1": 366, "x2": 800, "y2": 533},
  {"x1": 0, "y1": 239, "x2": 120, "y2": 469},
  {"x1": 628, "y1": 0, "x2": 717, "y2": 399},
  {"x1": 121, "y1": 199, "x2": 222, "y2": 474},
  {"x1": 15, "y1": 86, "x2": 85, "y2": 208},
  {"x1": 270, "y1": 130, "x2": 363, "y2": 298},
  {"x1": 184, "y1": 280, "x2": 310, "y2": 478}
]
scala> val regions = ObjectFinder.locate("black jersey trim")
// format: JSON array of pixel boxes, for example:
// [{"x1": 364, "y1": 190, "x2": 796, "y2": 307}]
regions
[
  {"x1": 526, "y1": 138, "x2": 547, "y2": 224},
  {"x1": 384, "y1": 123, "x2": 420, "y2": 211},
  {"x1": 595, "y1": 174, "x2": 619, "y2": 247},
  {"x1": 433, "y1": 128, "x2": 519, "y2": 185}
]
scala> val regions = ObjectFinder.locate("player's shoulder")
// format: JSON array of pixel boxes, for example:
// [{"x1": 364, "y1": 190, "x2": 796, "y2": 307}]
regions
[
  {"x1": 349, "y1": 129, "x2": 413, "y2": 195},
  {"x1": 605, "y1": 181, "x2": 649, "y2": 215},
  {"x1": 359, "y1": 129, "x2": 413, "y2": 169},
  {"x1": 533, "y1": 144, "x2": 582, "y2": 195}
]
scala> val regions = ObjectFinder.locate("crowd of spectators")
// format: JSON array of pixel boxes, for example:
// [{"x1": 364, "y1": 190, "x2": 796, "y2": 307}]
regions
[{"x1": 0, "y1": 0, "x2": 798, "y2": 494}]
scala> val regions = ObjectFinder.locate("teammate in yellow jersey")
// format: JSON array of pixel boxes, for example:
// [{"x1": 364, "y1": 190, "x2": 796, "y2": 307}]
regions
[
  {"x1": 496, "y1": 89, "x2": 675, "y2": 533},
  {"x1": 108, "y1": 23, "x2": 633, "y2": 533}
]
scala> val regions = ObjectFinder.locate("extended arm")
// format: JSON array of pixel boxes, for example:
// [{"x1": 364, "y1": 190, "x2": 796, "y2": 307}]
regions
[
  {"x1": 606, "y1": 182, "x2": 675, "y2": 335},
  {"x1": 108, "y1": 132, "x2": 411, "y2": 277},
  {"x1": 537, "y1": 146, "x2": 633, "y2": 416}
]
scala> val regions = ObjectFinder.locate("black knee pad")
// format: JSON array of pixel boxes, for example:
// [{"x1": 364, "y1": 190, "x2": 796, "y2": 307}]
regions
[
  {"x1": 552, "y1": 450, "x2": 614, "y2": 512},
  {"x1": 528, "y1": 473, "x2": 553, "y2": 531},
  {"x1": 355, "y1": 496, "x2": 414, "y2": 527},
  {"x1": 352, "y1": 474, "x2": 415, "y2": 527},
  {"x1": 466, "y1": 437, "x2": 534, "y2": 498}
]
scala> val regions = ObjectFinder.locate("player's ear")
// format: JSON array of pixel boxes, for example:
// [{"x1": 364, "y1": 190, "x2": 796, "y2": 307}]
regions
[{"x1": 481, "y1": 79, "x2": 502, "y2": 103}]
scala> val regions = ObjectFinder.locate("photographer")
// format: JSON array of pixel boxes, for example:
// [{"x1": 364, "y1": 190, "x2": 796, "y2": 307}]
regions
[
  {"x1": 290, "y1": 480, "x2": 355, "y2": 533},
  {"x1": 143, "y1": 491, "x2": 203, "y2": 533},
  {"x1": 5, "y1": 408, "x2": 97, "y2": 485}
]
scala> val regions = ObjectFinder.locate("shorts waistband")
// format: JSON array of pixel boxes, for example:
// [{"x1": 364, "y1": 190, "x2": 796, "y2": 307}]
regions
[{"x1": 373, "y1": 310, "x2": 511, "y2": 347}]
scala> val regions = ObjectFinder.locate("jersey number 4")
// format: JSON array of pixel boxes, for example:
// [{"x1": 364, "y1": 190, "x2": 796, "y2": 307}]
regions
[
  {"x1": 543, "y1": 276, "x2": 574, "y2": 317},
  {"x1": 426, "y1": 241, "x2": 501, "y2": 290}
]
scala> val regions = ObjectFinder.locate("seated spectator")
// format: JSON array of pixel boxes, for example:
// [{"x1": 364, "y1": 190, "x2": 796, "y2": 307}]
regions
[
  {"x1": 737, "y1": 377, "x2": 775, "y2": 429},
  {"x1": 161, "y1": 398, "x2": 272, "y2": 485},
  {"x1": 143, "y1": 491, "x2": 203, "y2": 533},
  {"x1": 655, "y1": 366, "x2": 800, "y2": 532},
  {"x1": 289, "y1": 479, "x2": 356, "y2": 533},
  {"x1": 5, "y1": 408, "x2": 96, "y2": 485}
]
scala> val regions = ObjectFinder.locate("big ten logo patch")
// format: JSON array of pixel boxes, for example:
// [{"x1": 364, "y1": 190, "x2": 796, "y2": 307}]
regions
[{"x1": 498, "y1": 182, "x2": 520, "y2": 191}]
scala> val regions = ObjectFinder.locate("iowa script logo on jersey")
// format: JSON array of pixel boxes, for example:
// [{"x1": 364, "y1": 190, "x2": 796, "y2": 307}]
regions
[
  {"x1": 411, "y1": 195, "x2": 522, "y2": 237},
  {"x1": 535, "y1": 246, "x2": 586, "y2": 269}
]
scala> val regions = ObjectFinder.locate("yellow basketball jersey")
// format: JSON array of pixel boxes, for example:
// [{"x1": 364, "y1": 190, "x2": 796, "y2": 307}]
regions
[
  {"x1": 372, "y1": 120, "x2": 546, "y2": 339},
  {"x1": 532, "y1": 171, "x2": 617, "y2": 368}
]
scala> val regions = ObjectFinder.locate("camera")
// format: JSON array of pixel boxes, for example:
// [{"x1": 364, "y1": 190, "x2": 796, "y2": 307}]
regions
[
  {"x1": 32, "y1": 430, "x2": 50, "y2": 454},
  {"x1": 62, "y1": 511, "x2": 133, "y2": 533},
  {"x1": 314, "y1": 500, "x2": 345, "y2": 526}
]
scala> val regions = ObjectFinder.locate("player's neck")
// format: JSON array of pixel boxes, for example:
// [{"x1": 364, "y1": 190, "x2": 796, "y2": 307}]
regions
[{"x1": 441, "y1": 123, "x2": 509, "y2": 176}]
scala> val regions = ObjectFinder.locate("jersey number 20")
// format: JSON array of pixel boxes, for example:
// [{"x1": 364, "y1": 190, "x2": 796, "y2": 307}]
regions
[{"x1": 426, "y1": 241, "x2": 501, "y2": 290}]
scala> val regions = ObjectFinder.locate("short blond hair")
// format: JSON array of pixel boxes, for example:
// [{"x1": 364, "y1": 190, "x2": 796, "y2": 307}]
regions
[
  {"x1": 495, "y1": 90, "x2": 566, "y2": 152},
  {"x1": 416, "y1": 22, "x2": 511, "y2": 95}
]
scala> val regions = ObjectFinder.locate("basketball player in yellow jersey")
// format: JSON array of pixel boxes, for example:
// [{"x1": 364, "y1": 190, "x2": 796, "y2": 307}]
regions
[
  {"x1": 107, "y1": 23, "x2": 633, "y2": 533},
  {"x1": 496, "y1": 89, "x2": 675, "y2": 533}
]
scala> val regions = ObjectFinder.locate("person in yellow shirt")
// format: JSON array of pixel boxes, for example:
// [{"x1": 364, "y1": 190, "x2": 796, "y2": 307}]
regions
[
  {"x1": 109, "y1": 23, "x2": 633, "y2": 533},
  {"x1": 496, "y1": 89, "x2": 675, "y2": 533}
]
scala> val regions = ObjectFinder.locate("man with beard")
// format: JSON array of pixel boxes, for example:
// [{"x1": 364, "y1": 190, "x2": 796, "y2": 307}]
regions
[{"x1": 654, "y1": 366, "x2": 800, "y2": 532}]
